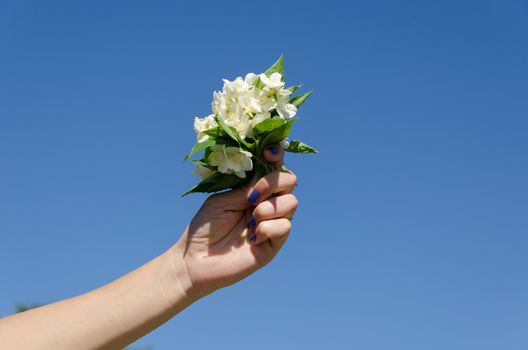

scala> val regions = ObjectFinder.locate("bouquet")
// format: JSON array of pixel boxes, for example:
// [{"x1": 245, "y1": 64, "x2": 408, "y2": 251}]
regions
[{"x1": 182, "y1": 55, "x2": 317, "y2": 196}]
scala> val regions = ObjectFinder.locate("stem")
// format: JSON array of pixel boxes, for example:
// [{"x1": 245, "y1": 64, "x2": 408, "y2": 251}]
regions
[{"x1": 253, "y1": 156, "x2": 275, "y2": 177}]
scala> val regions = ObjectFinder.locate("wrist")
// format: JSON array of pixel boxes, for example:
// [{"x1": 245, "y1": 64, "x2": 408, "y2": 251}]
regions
[
  {"x1": 156, "y1": 244, "x2": 197, "y2": 313},
  {"x1": 164, "y1": 242, "x2": 208, "y2": 308}
]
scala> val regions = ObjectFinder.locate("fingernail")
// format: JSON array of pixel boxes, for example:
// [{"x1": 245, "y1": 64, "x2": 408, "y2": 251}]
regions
[
  {"x1": 267, "y1": 146, "x2": 279, "y2": 155},
  {"x1": 247, "y1": 216, "x2": 256, "y2": 228},
  {"x1": 248, "y1": 190, "x2": 260, "y2": 204},
  {"x1": 250, "y1": 233, "x2": 257, "y2": 243}
]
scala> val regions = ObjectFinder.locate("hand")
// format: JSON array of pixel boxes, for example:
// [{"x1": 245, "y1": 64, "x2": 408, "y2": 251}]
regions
[{"x1": 173, "y1": 145, "x2": 298, "y2": 296}]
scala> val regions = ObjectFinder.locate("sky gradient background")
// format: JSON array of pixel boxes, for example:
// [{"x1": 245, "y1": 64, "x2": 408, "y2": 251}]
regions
[{"x1": 1, "y1": 1, "x2": 528, "y2": 349}]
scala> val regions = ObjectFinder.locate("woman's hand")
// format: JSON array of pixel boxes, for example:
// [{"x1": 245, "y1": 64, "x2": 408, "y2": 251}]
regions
[{"x1": 173, "y1": 145, "x2": 298, "y2": 296}]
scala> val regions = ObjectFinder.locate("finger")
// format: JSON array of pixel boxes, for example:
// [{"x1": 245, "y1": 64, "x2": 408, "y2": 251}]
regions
[
  {"x1": 262, "y1": 144, "x2": 284, "y2": 170},
  {"x1": 251, "y1": 194, "x2": 298, "y2": 224},
  {"x1": 249, "y1": 218, "x2": 292, "y2": 250},
  {"x1": 247, "y1": 170, "x2": 297, "y2": 205}
]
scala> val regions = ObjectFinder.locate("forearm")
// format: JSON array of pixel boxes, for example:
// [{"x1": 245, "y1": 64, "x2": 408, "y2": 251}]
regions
[{"x1": 0, "y1": 245, "x2": 196, "y2": 350}]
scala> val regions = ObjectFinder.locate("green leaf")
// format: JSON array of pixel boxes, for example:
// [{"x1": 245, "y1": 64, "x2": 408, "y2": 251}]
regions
[
  {"x1": 184, "y1": 138, "x2": 215, "y2": 161},
  {"x1": 264, "y1": 54, "x2": 284, "y2": 78},
  {"x1": 285, "y1": 140, "x2": 318, "y2": 154},
  {"x1": 253, "y1": 118, "x2": 285, "y2": 136},
  {"x1": 214, "y1": 115, "x2": 253, "y2": 149},
  {"x1": 202, "y1": 127, "x2": 225, "y2": 138},
  {"x1": 258, "y1": 118, "x2": 296, "y2": 155},
  {"x1": 201, "y1": 127, "x2": 241, "y2": 147},
  {"x1": 203, "y1": 128, "x2": 240, "y2": 147},
  {"x1": 286, "y1": 84, "x2": 303, "y2": 94},
  {"x1": 289, "y1": 90, "x2": 313, "y2": 108},
  {"x1": 181, "y1": 172, "x2": 248, "y2": 196}
]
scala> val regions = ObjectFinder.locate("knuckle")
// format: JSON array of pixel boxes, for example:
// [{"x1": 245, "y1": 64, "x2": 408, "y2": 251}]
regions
[
  {"x1": 253, "y1": 200, "x2": 273, "y2": 221},
  {"x1": 252, "y1": 204, "x2": 265, "y2": 221},
  {"x1": 256, "y1": 220, "x2": 272, "y2": 234}
]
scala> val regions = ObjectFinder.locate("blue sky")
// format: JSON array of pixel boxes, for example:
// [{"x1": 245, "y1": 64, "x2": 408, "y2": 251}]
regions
[{"x1": 1, "y1": 0, "x2": 528, "y2": 349}]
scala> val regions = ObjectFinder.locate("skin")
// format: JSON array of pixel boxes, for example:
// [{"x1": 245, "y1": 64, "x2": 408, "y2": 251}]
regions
[{"x1": 0, "y1": 145, "x2": 298, "y2": 350}]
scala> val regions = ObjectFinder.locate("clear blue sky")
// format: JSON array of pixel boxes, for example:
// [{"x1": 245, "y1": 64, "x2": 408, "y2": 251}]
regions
[{"x1": 1, "y1": 1, "x2": 528, "y2": 349}]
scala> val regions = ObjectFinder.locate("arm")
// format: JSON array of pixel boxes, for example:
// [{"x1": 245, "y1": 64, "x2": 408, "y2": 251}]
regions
[
  {"x1": 0, "y1": 249, "x2": 194, "y2": 349},
  {"x1": 0, "y1": 145, "x2": 297, "y2": 350}
]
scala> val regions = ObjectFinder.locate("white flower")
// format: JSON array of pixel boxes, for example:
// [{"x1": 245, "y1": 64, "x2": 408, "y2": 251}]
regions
[
  {"x1": 208, "y1": 144, "x2": 253, "y2": 178},
  {"x1": 212, "y1": 91, "x2": 227, "y2": 117},
  {"x1": 244, "y1": 72, "x2": 258, "y2": 85},
  {"x1": 194, "y1": 114, "x2": 217, "y2": 142},
  {"x1": 259, "y1": 72, "x2": 285, "y2": 89},
  {"x1": 192, "y1": 163, "x2": 214, "y2": 179},
  {"x1": 224, "y1": 103, "x2": 252, "y2": 139},
  {"x1": 257, "y1": 90, "x2": 277, "y2": 112},
  {"x1": 238, "y1": 89, "x2": 276, "y2": 115},
  {"x1": 278, "y1": 87, "x2": 292, "y2": 98},
  {"x1": 275, "y1": 93, "x2": 297, "y2": 119},
  {"x1": 209, "y1": 72, "x2": 294, "y2": 141},
  {"x1": 212, "y1": 76, "x2": 259, "y2": 139},
  {"x1": 280, "y1": 139, "x2": 290, "y2": 149},
  {"x1": 223, "y1": 76, "x2": 251, "y2": 99},
  {"x1": 237, "y1": 88, "x2": 261, "y2": 114}
]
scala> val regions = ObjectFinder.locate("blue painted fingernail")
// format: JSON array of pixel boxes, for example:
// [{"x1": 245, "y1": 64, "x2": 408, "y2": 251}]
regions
[
  {"x1": 250, "y1": 233, "x2": 257, "y2": 242},
  {"x1": 247, "y1": 216, "x2": 256, "y2": 228},
  {"x1": 267, "y1": 146, "x2": 279, "y2": 155},
  {"x1": 248, "y1": 190, "x2": 260, "y2": 204}
]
